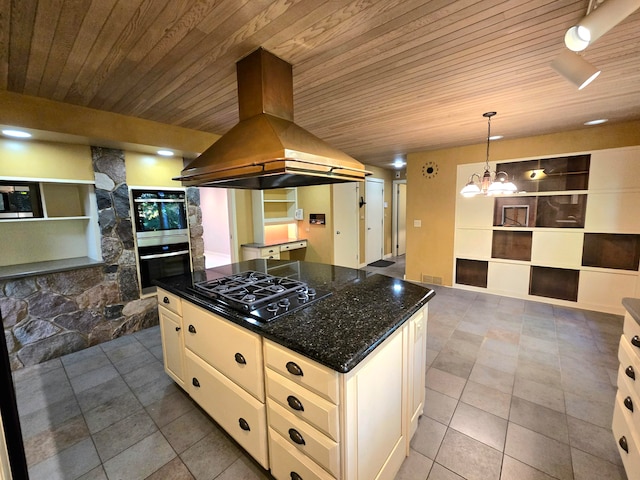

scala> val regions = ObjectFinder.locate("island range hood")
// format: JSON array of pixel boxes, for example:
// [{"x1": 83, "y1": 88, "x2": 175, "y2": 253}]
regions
[{"x1": 174, "y1": 48, "x2": 370, "y2": 189}]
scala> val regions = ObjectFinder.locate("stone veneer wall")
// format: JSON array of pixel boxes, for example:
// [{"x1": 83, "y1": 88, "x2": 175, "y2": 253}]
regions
[{"x1": 0, "y1": 147, "x2": 203, "y2": 370}]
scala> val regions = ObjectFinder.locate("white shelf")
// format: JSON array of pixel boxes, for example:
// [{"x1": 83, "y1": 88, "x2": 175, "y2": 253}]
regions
[{"x1": 0, "y1": 216, "x2": 91, "y2": 222}]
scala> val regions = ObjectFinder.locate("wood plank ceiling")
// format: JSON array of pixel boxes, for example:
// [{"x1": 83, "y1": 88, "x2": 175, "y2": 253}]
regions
[{"x1": 1, "y1": 0, "x2": 639, "y2": 167}]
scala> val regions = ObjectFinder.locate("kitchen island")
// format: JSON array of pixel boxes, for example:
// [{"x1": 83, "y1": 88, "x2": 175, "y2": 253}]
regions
[{"x1": 155, "y1": 259, "x2": 435, "y2": 480}]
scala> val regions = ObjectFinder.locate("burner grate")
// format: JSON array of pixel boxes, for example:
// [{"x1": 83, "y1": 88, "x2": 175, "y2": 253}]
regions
[{"x1": 192, "y1": 271, "x2": 308, "y2": 310}]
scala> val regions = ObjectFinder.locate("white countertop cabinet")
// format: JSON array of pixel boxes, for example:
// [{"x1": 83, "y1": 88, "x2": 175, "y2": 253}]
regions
[
  {"x1": 613, "y1": 307, "x2": 640, "y2": 479},
  {"x1": 156, "y1": 292, "x2": 428, "y2": 480},
  {"x1": 158, "y1": 290, "x2": 185, "y2": 389}
]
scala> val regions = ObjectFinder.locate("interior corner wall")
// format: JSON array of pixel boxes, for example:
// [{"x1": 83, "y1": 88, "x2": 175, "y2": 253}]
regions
[
  {"x1": 405, "y1": 120, "x2": 640, "y2": 287},
  {"x1": 297, "y1": 185, "x2": 333, "y2": 264}
]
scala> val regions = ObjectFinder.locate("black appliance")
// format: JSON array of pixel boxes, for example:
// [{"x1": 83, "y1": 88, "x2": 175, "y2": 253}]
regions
[
  {"x1": 190, "y1": 271, "x2": 330, "y2": 322},
  {"x1": 131, "y1": 189, "x2": 188, "y2": 247},
  {"x1": 0, "y1": 181, "x2": 42, "y2": 219},
  {"x1": 138, "y1": 242, "x2": 191, "y2": 294}
]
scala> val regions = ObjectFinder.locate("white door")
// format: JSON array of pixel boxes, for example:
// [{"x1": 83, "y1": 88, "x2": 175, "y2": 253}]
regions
[
  {"x1": 365, "y1": 178, "x2": 384, "y2": 264},
  {"x1": 332, "y1": 183, "x2": 359, "y2": 268},
  {"x1": 393, "y1": 181, "x2": 407, "y2": 256}
]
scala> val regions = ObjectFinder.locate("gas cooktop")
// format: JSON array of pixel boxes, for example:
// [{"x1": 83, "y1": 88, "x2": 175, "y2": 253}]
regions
[{"x1": 189, "y1": 271, "x2": 330, "y2": 322}]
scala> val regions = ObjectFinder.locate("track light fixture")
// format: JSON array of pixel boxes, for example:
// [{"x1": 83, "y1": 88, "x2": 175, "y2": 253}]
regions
[
  {"x1": 564, "y1": 0, "x2": 640, "y2": 51},
  {"x1": 550, "y1": 50, "x2": 601, "y2": 90},
  {"x1": 460, "y1": 112, "x2": 517, "y2": 198}
]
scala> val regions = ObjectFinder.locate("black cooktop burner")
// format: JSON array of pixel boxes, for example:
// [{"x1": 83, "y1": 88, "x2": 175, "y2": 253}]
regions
[{"x1": 189, "y1": 271, "x2": 330, "y2": 322}]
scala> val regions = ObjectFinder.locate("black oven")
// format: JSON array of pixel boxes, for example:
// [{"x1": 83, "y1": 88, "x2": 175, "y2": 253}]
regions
[{"x1": 138, "y1": 242, "x2": 191, "y2": 294}]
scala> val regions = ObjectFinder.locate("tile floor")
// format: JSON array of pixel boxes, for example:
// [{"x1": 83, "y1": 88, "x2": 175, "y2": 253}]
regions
[{"x1": 11, "y1": 256, "x2": 628, "y2": 479}]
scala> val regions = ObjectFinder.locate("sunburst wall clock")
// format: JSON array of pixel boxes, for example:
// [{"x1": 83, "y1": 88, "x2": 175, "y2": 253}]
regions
[{"x1": 422, "y1": 161, "x2": 439, "y2": 179}]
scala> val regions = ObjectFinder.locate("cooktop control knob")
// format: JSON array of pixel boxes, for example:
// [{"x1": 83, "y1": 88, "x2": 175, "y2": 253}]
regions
[
  {"x1": 278, "y1": 298, "x2": 291, "y2": 309},
  {"x1": 307, "y1": 288, "x2": 316, "y2": 297},
  {"x1": 267, "y1": 303, "x2": 278, "y2": 313}
]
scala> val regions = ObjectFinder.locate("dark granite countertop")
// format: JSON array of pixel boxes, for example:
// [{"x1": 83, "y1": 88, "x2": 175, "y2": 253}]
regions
[
  {"x1": 154, "y1": 259, "x2": 435, "y2": 373},
  {"x1": 622, "y1": 298, "x2": 640, "y2": 325}
]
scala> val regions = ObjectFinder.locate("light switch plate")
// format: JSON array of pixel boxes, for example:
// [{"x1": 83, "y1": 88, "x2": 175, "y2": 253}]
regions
[{"x1": 414, "y1": 220, "x2": 422, "y2": 227}]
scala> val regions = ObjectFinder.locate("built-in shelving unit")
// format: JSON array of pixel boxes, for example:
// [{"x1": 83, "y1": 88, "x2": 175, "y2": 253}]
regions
[
  {"x1": 252, "y1": 188, "x2": 299, "y2": 244},
  {"x1": 0, "y1": 179, "x2": 100, "y2": 270},
  {"x1": 454, "y1": 146, "x2": 640, "y2": 314}
]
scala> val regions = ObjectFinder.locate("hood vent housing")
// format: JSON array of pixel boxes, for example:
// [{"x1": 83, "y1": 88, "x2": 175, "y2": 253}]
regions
[{"x1": 175, "y1": 48, "x2": 370, "y2": 189}]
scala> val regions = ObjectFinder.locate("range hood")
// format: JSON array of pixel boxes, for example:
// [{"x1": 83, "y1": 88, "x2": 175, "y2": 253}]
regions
[{"x1": 175, "y1": 48, "x2": 370, "y2": 189}]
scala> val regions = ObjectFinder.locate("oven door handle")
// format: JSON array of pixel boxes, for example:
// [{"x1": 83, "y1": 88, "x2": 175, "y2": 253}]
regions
[{"x1": 139, "y1": 250, "x2": 190, "y2": 260}]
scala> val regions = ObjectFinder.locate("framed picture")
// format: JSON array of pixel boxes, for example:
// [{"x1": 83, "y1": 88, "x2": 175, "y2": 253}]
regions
[{"x1": 502, "y1": 205, "x2": 529, "y2": 227}]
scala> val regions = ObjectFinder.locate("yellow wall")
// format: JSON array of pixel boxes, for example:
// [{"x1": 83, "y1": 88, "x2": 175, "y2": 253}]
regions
[
  {"x1": 405, "y1": 120, "x2": 640, "y2": 286},
  {"x1": 125, "y1": 152, "x2": 185, "y2": 188},
  {"x1": 233, "y1": 189, "x2": 255, "y2": 247},
  {"x1": 297, "y1": 185, "x2": 333, "y2": 263},
  {"x1": 0, "y1": 91, "x2": 217, "y2": 156},
  {"x1": 0, "y1": 139, "x2": 93, "y2": 181}
]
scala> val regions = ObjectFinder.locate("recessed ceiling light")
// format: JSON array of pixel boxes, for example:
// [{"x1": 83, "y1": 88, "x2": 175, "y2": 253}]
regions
[
  {"x1": 489, "y1": 135, "x2": 503, "y2": 141},
  {"x1": 393, "y1": 159, "x2": 405, "y2": 169},
  {"x1": 2, "y1": 129, "x2": 32, "y2": 138},
  {"x1": 157, "y1": 149, "x2": 174, "y2": 156},
  {"x1": 584, "y1": 119, "x2": 608, "y2": 125}
]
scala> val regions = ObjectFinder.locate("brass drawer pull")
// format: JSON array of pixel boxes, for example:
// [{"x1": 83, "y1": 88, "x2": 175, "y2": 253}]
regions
[
  {"x1": 188, "y1": 324, "x2": 196, "y2": 334},
  {"x1": 192, "y1": 377, "x2": 200, "y2": 388},
  {"x1": 235, "y1": 352, "x2": 247, "y2": 365},
  {"x1": 632, "y1": 335, "x2": 640, "y2": 348}
]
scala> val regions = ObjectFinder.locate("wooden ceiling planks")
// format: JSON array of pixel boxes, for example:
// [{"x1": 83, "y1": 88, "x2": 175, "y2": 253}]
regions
[{"x1": 2, "y1": 0, "x2": 640, "y2": 167}]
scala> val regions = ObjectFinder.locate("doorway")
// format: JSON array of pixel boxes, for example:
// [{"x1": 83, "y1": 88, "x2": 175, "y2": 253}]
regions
[
  {"x1": 365, "y1": 178, "x2": 384, "y2": 265},
  {"x1": 392, "y1": 180, "x2": 407, "y2": 257},
  {"x1": 200, "y1": 188, "x2": 237, "y2": 267}
]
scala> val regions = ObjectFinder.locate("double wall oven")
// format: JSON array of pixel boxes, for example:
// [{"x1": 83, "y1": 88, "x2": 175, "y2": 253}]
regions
[{"x1": 132, "y1": 189, "x2": 191, "y2": 294}]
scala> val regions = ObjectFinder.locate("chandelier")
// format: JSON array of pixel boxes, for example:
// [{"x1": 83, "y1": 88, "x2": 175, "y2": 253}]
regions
[{"x1": 460, "y1": 112, "x2": 517, "y2": 197}]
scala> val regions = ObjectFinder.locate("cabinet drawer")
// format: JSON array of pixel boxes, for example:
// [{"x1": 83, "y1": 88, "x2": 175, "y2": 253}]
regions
[
  {"x1": 157, "y1": 289, "x2": 182, "y2": 316},
  {"x1": 616, "y1": 375, "x2": 640, "y2": 441},
  {"x1": 269, "y1": 428, "x2": 335, "y2": 480},
  {"x1": 266, "y1": 368, "x2": 339, "y2": 441},
  {"x1": 264, "y1": 340, "x2": 339, "y2": 404},
  {"x1": 268, "y1": 401, "x2": 340, "y2": 478},
  {"x1": 281, "y1": 241, "x2": 307, "y2": 251},
  {"x1": 183, "y1": 302, "x2": 265, "y2": 401},
  {"x1": 623, "y1": 312, "x2": 640, "y2": 357},
  {"x1": 185, "y1": 349, "x2": 269, "y2": 468},
  {"x1": 260, "y1": 246, "x2": 281, "y2": 256},
  {"x1": 618, "y1": 335, "x2": 640, "y2": 402},
  {"x1": 612, "y1": 393, "x2": 640, "y2": 477}
]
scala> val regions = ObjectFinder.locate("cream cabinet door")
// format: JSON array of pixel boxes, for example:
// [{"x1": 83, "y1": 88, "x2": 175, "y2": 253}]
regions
[
  {"x1": 408, "y1": 307, "x2": 427, "y2": 440},
  {"x1": 186, "y1": 349, "x2": 269, "y2": 468},
  {"x1": 158, "y1": 306, "x2": 185, "y2": 388},
  {"x1": 183, "y1": 302, "x2": 265, "y2": 401}
]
